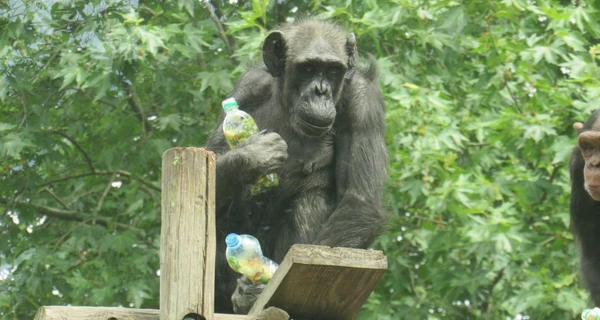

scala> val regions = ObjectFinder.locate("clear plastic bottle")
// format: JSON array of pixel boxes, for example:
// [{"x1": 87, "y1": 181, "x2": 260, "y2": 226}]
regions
[
  {"x1": 225, "y1": 233, "x2": 279, "y2": 285},
  {"x1": 222, "y1": 98, "x2": 279, "y2": 195},
  {"x1": 583, "y1": 308, "x2": 600, "y2": 320}
]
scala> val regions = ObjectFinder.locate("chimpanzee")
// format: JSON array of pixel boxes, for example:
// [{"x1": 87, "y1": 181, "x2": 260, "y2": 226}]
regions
[
  {"x1": 204, "y1": 18, "x2": 388, "y2": 314},
  {"x1": 570, "y1": 109, "x2": 600, "y2": 306}
]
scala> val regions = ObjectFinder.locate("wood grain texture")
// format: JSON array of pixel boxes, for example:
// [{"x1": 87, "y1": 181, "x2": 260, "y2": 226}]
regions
[
  {"x1": 248, "y1": 245, "x2": 388, "y2": 320},
  {"x1": 33, "y1": 306, "x2": 247, "y2": 320},
  {"x1": 161, "y1": 148, "x2": 217, "y2": 320}
]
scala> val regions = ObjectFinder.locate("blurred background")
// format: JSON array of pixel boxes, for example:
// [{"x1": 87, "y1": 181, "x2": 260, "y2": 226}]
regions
[{"x1": 1, "y1": 0, "x2": 600, "y2": 319}]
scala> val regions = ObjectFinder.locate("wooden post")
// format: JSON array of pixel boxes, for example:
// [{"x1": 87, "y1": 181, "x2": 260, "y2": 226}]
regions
[{"x1": 161, "y1": 148, "x2": 216, "y2": 320}]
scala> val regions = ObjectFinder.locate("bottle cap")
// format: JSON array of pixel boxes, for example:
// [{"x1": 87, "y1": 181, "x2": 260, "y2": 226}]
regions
[
  {"x1": 222, "y1": 98, "x2": 239, "y2": 111},
  {"x1": 226, "y1": 233, "x2": 240, "y2": 248}
]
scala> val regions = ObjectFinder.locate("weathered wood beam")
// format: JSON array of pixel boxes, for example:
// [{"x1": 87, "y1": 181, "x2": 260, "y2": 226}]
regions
[
  {"x1": 161, "y1": 148, "x2": 216, "y2": 320},
  {"x1": 33, "y1": 306, "x2": 247, "y2": 320},
  {"x1": 248, "y1": 245, "x2": 388, "y2": 320}
]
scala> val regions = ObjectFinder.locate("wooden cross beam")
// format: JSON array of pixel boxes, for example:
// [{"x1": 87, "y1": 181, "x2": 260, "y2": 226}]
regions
[{"x1": 33, "y1": 148, "x2": 387, "y2": 320}]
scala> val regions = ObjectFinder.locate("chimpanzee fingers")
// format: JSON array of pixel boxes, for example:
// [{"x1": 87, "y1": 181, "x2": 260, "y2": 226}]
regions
[
  {"x1": 231, "y1": 277, "x2": 265, "y2": 314},
  {"x1": 263, "y1": 133, "x2": 288, "y2": 161},
  {"x1": 238, "y1": 276, "x2": 265, "y2": 292},
  {"x1": 245, "y1": 132, "x2": 288, "y2": 171},
  {"x1": 261, "y1": 132, "x2": 288, "y2": 149}
]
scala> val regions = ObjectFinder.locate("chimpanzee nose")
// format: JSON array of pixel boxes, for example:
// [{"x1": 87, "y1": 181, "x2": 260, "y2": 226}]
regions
[{"x1": 315, "y1": 80, "x2": 328, "y2": 96}]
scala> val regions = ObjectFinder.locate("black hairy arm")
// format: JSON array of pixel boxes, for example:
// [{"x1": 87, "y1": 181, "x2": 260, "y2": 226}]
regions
[{"x1": 313, "y1": 73, "x2": 388, "y2": 248}]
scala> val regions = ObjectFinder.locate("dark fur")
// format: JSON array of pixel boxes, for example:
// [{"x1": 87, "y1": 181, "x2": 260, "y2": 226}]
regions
[
  {"x1": 570, "y1": 109, "x2": 600, "y2": 306},
  {"x1": 204, "y1": 19, "x2": 388, "y2": 313}
]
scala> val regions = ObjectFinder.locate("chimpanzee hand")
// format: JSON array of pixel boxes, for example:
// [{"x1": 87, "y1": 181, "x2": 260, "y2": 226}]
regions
[
  {"x1": 235, "y1": 132, "x2": 288, "y2": 184},
  {"x1": 231, "y1": 277, "x2": 265, "y2": 314}
]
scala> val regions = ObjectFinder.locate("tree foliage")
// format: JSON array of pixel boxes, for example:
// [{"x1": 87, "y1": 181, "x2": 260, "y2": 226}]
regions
[{"x1": 1, "y1": 0, "x2": 600, "y2": 319}]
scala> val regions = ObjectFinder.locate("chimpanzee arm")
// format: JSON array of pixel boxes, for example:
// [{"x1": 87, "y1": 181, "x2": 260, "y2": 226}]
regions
[
  {"x1": 570, "y1": 149, "x2": 600, "y2": 306},
  {"x1": 206, "y1": 130, "x2": 287, "y2": 213},
  {"x1": 572, "y1": 191, "x2": 600, "y2": 306},
  {"x1": 204, "y1": 68, "x2": 287, "y2": 213},
  {"x1": 313, "y1": 74, "x2": 388, "y2": 248}
]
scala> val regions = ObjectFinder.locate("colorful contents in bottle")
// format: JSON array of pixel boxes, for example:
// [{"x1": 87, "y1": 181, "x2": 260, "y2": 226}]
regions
[
  {"x1": 583, "y1": 308, "x2": 600, "y2": 320},
  {"x1": 226, "y1": 256, "x2": 275, "y2": 285},
  {"x1": 223, "y1": 116, "x2": 259, "y2": 148},
  {"x1": 248, "y1": 174, "x2": 279, "y2": 195}
]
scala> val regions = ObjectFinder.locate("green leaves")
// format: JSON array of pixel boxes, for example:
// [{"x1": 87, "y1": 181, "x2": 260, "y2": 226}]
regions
[
  {"x1": 0, "y1": 132, "x2": 34, "y2": 160},
  {"x1": 1, "y1": 0, "x2": 599, "y2": 319},
  {"x1": 334, "y1": 0, "x2": 599, "y2": 318},
  {"x1": 0, "y1": 1, "x2": 220, "y2": 317},
  {"x1": 0, "y1": 76, "x2": 8, "y2": 102}
]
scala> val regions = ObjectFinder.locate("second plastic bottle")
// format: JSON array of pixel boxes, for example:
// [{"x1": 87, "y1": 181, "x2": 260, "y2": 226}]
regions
[{"x1": 225, "y1": 233, "x2": 279, "y2": 285}]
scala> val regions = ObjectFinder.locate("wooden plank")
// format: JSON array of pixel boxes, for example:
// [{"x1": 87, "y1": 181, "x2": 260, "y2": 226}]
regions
[
  {"x1": 248, "y1": 245, "x2": 387, "y2": 320},
  {"x1": 161, "y1": 148, "x2": 217, "y2": 320},
  {"x1": 33, "y1": 306, "x2": 246, "y2": 320}
]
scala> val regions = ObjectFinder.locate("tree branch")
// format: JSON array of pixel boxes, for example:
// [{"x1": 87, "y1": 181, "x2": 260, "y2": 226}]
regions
[
  {"x1": 114, "y1": 169, "x2": 161, "y2": 192},
  {"x1": 412, "y1": 214, "x2": 449, "y2": 225},
  {"x1": 480, "y1": 268, "x2": 504, "y2": 313},
  {"x1": 53, "y1": 222, "x2": 83, "y2": 251},
  {"x1": 536, "y1": 164, "x2": 560, "y2": 206},
  {"x1": 19, "y1": 98, "x2": 28, "y2": 129},
  {"x1": 47, "y1": 130, "x2": 95, "y2": 173},
  {"x1": 126, "y1": 82, "x2": 153, "y2": 135},
  {"x1": 485, "y1": 20, "x2": 522, "y2": 114},
  {"x1": 502, "y1": 74, "x2": 522, "y2": 113},
  {"x1": 137, "y1": 182, "x2": 159, "y2": 203},
  {"x1": 93, "y1": 173, "x2": 117, "y2": 224},
  {"x1": 36, "y1": 169, "x2": 160, "y2": 192},
  {"x1": 98, "y1": 98, "x2": 119, "y2": 109},
  {"x1": 30, "y1": 49, "x2": 61, "y2": 83},
  {"x1": 36, "y1": 172, "x2": 97, "y2": 187},
  {"x1": 122, "y1": 62, "x2": 153, "y2": 136},
  {"x1": 67, "y1": 190, "x2": 97, "y2": 207},
  {"x1": 408, "y1": 269, "x2": 418, "y2": 298},
  {"x1": 204, "y1": 0, "x2": 235, "y2": 53},
  {"x1": 0, "y1": 198, "x2": 145, "y2": 236},
  {"x1": 42, "y1": 187, "x2": 70, "y2": 210}
]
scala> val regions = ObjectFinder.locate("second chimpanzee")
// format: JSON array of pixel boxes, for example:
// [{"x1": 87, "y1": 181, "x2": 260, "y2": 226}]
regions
[
  {"x1": 204, "y1": 18, "x2": 388, "y2": 313},
  {"x1": 570, "y1": 109, "x2": 600, "y2": 306}
]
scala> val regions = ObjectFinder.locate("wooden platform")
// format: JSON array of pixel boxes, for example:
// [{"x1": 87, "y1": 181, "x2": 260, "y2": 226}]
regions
[{"x1": 249, "y1": 244, "x2": 388, "y2": 320}]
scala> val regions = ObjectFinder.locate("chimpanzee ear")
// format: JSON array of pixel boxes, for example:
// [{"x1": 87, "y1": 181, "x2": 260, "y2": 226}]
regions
[
  {"x1": 345, "y1": 33, "x2": 358, "y2": 80},
  {"x1": 574, "y1": 122, "x2": 584, "y2": 134},
  {"x1": 263, "y1": 31, "x2": 286, "y2": 77}
]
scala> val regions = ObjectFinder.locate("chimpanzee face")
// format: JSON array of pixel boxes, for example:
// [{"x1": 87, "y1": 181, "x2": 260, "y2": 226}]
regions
[
  {"x1": 262, "y1": 26, "x2": 357, "y2": 138},
  {"x1": 286, "y1": 57, "x2": 347, "y2": 137},
  {"x1": 578, "y1": 119, "x2": 600, "y2": 200}
]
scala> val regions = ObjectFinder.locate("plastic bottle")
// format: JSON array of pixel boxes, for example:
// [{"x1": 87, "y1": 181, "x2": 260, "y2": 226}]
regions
[
  {"x1": 583, "y1": 308, "x2": 600, "y2": 320},
  {"x1": 222, "y1": 97, "x2": 279, "y2": 195},
  {"x1": 225, "y1": 233, "x2": 279, "y2": 285}
]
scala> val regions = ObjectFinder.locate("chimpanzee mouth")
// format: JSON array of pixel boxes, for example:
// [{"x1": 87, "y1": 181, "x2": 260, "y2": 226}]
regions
[{"x1": 292, "y1": 114, "x2": 333, "y2": 137}]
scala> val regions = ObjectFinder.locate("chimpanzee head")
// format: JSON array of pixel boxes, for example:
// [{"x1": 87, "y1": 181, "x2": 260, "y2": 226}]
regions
[
  {"x1": 576, "y1": 109, "x2": 600, "y2": 200},
  {"x1": 262, "y1": 19, "x2": 358, "y2": 137}
]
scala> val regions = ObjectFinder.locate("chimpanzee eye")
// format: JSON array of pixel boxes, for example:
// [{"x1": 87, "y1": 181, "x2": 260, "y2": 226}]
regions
[
  {"x1": 327, "y1": 66, "x2": 345, "y2": 78},
  {"x1": 305, "y1": 65, "x2": 314, "y2": 73},
  {"x1": 582, "y1": 142, "x2": 596, "y2": 154}
]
